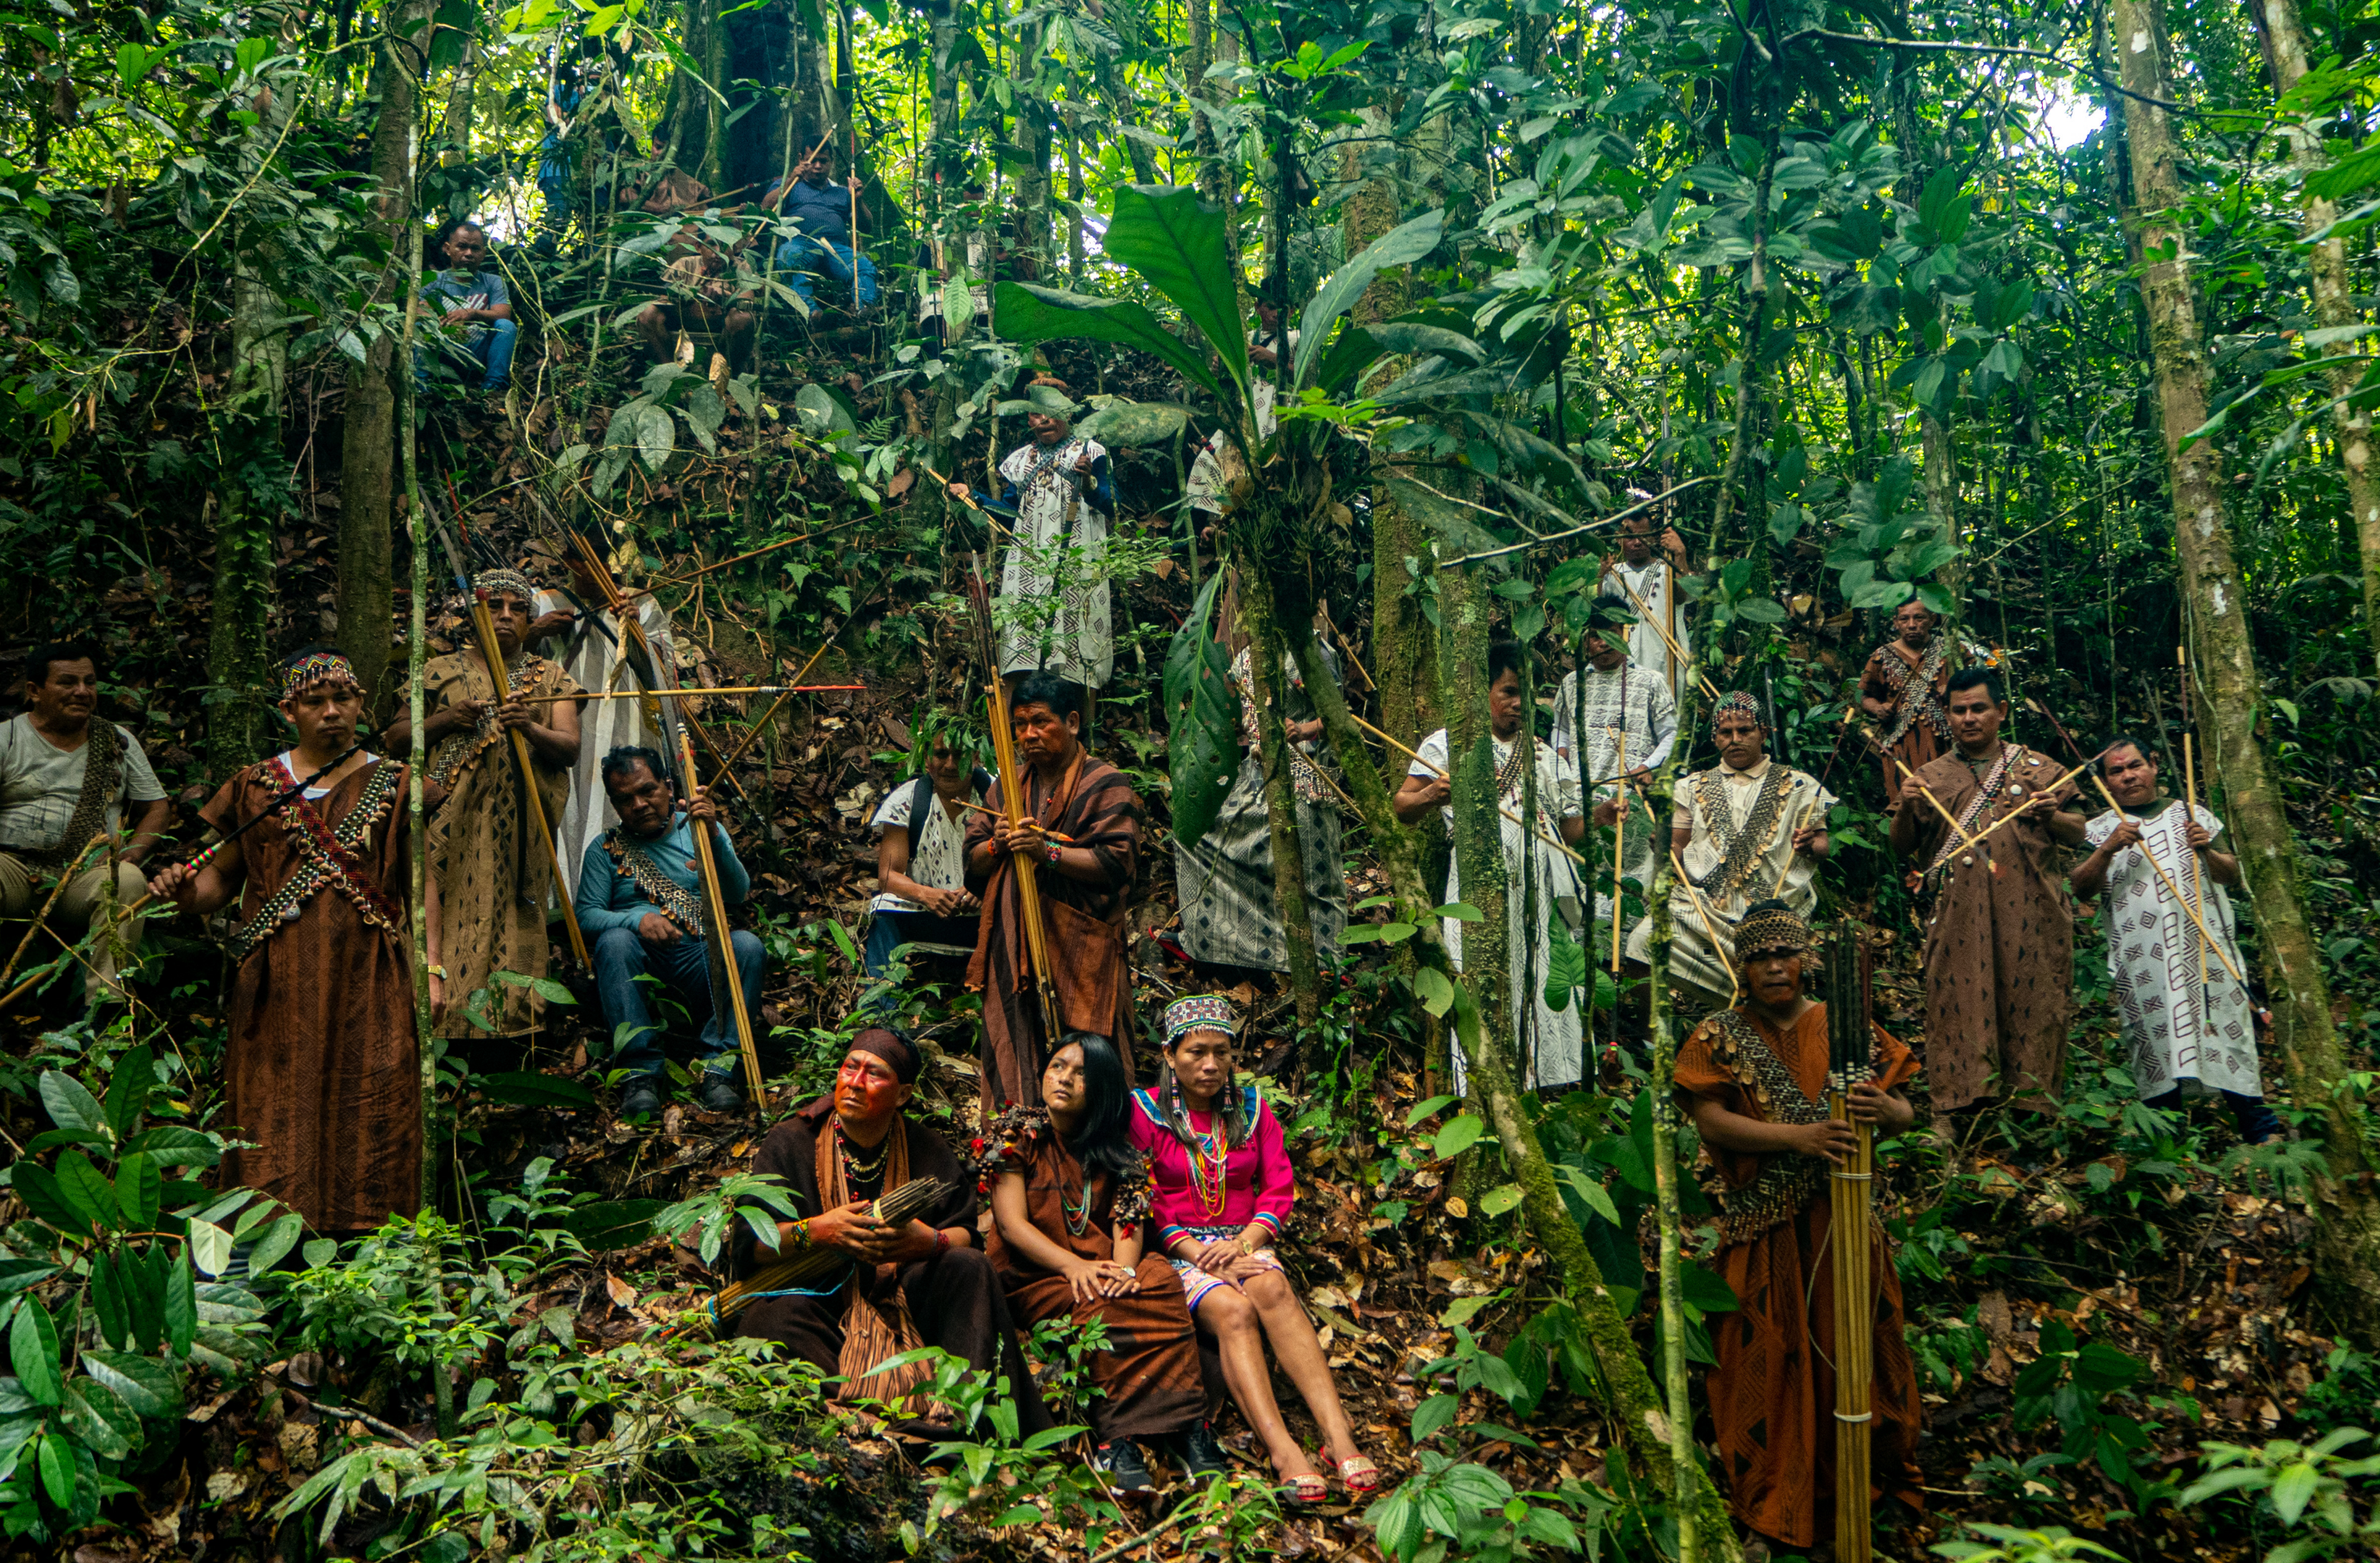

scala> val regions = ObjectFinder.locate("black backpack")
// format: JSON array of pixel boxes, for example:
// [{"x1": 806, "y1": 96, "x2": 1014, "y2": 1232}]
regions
[{"x1": 902, "y1": 768, "x2": 992, "y2": 855}]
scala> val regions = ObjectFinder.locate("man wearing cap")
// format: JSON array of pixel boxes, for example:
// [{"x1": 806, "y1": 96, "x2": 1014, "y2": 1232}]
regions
[
  {"x1": 1674, "y1": 901, "x2": 1923, "y2": 1557},
  {"x1": 1553, "y1": 610, "x2": 1676, "y2": 949},
  {"x1": 732, "y1": 1028, "x2": 1050, "y2": 1438},
  {"x1": 1630, "y1": 690, "x2": 1832, "y2": 1011},
  {"x1": 386, "y1": 569, "x2": 586, "y2": 1046},
  {"x1": 1890, "y1": 666, "x2": 2086, "y2": 1116}
]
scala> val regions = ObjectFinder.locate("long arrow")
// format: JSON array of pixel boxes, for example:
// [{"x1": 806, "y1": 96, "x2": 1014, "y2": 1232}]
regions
[
  {"x1": 423, "y1": 500, "x2": 591, "y2": 966},
  {"x1": 677, "y1": 729, "x2": 764, "y2": 1092}
]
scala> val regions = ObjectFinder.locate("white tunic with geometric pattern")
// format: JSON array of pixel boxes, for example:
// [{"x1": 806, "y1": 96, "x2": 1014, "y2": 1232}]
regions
[
  {"x1": 996, "y1": 436, "x2": 1114, "y2": 688},
  {"x1": 2082, "y1": 801, "x2": 2261, "y2": 1100}
]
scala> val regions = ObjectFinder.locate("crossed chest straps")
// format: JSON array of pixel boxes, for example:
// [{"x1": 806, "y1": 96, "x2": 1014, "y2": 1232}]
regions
[
  {"x1": 426, "y1": 659, "x2": 541, "y2": 790},
  {"x1": 1877, "y1": 636, "x2": 1952, "y2": 748},
  {"x1": 226, "y1": 760, "x2": 405, "y2": 962},
  {"x1": 1923, "y1": 743, "x2": 2033, "y2": 880},
  {"x1": 602, "y1": 830, "x2": 708, "y2": 938},
  {"x1": 1686, "y1": 762, "x2": 1794, "y2": 897},
  {"x1": 1700, "y1": 1009, "x2": 1879, "y2": 1246}
]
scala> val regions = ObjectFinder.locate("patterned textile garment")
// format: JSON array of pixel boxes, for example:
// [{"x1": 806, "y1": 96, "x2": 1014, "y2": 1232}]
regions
[
  {"x1": 1411, "y1": 729, "x2": 1587, "y2": 1091},
  {"x1": 1552, "y1": 661, "x2": 1678, "y2": 927},
  {"x1": 200, "y1": 757, "x2": 420, "y2": 1231},
  {"x1": 976, "y1": 1106, "x2": 1205, "y2": 1439},
  {"x1": 1185, "y1": 329, "x2": 1299, "y2": 517},
  {"x1": 1860, "y1": 635, "x2": 1956, "y2": 807},
  {"x1": 1627, "y1": 758, "x2": 1834, "y2": 1008},
  {"x1": 995, "y1": 435, "x2": 1115, "y2": 687},
  {"x1": 531, "y1": 588, "x2": 675, "y2": 901},
  {"x1": 1173, "y1": 643, "x2": 1347, "y2": 973},
  {"x1": 1674, "y1": 1003, "x2": 1925, "y2": 1550},
  {"x1": 730, "y1": 1100, "x2": 1052, "y2": 1442},
  {"x1": 1599, "y1": 558, "x2": 1693, "y2": 704},
  {"x1": 1907, "y1": 744, "x2": 2079, "y2": 1111},
  {"x1": 964, "y1": 755, "x2": 1142, "y2": 1118},
  {"x1": 420, "y1": 650, "x2": 585, "y2": 1039},
  {"x1": 1128, "y1": 1085, "x2": 1294, "y2": 1311},
  {"x1": 2082, "y1": 802, "x2": 2261, "y2": 1100}
]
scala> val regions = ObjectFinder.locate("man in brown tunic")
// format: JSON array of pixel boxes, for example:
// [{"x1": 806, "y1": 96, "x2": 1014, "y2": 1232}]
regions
[
  {"x1": 149, "y1": 647, "x2": 436, "y2": 1233},
  {"x1": 1890, "y1": 666, "x2": 2086, "y2": 1114},
  {"x1": 965, "y1": 672, "x2": 1142, "y2": 1120},
  {"x1": 1858, "y1": 601, "x2": 1958, "y2": 808},
  {"x1": 731, "y1": 1030, "x2": 1049, "y2": 1439}
]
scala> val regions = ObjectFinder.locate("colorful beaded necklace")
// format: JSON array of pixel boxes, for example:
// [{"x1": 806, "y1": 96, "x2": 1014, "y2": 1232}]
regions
[{"x1": 1183, "y1": 1106, "x2": 1230, "y2": 1221}]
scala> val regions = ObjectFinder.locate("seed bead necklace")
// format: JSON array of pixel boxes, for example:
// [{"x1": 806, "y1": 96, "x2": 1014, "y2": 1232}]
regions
[
  {"x1": 836, "y1": 1120, "x2": 892, "y2": 1186},
  {"x1": 1183, "y1": 1104, "x2": 1230, "y2": 1222}
]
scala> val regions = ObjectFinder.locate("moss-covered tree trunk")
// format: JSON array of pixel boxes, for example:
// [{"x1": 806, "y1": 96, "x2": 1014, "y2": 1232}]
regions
[
  {"x1": 1438, "y1": 563, "x2": 1509, "y2": 1070},
  {"x1": 2248, "y1": 0, "x2": 2380, "y2": 678},
  {"x1": 1238, "y1": 561, "x2": 1324, "y2": 1025},
  {"x1": 2117, "y1": 0, "x2": 2380, "y2": 1346}
]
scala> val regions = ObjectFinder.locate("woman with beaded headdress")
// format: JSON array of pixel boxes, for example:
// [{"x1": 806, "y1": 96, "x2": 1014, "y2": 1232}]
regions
[
  {"x1": 1673, "y1": 901, "x2": 1924, "y2": 1557},
  {"x1": 977, "y1": 1030, "x2": 1221, "y2": 1496},
  {"x1": 387, "y1": 567, "x2": 585, "y2": 1044},
  {"x1": 1628, "y1": 687, "x2": 1833, "y2": 1014},
  {"x1": 1127, "y1": 995, "x2": 1377, "y2": 1504},
  {"x1": 148, "y1": 647, "x2": 440, "y2": 1233}
]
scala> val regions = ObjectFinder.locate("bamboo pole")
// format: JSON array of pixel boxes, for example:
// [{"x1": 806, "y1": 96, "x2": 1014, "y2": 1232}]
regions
[
  {"x1": 646, "y1": 515, "x2": 873, "y2": 586},
  {"x1": 463, "y1": 591, "x2": 590, "y2": 966},
  {"x1": 0, "y1": 833, "x2": 108, "y2": 993},
  {"x1": 2181, "y1": 646, "x2": 2211, "y2": 995},
  {"x1": 1671, "y1": 850, "x2": 1739, "y2": 1008},
  {"x1": 968, "y1": 556, "x2": 1063, "y2": 1046},
  {"x1": 1771, "y1": 797, "x2": 1820, "y2": 897},
  {"x1": 1345, "y1": 709, "x2": 1587, "y2": 866},
  {"x1": 1610, "y1": 732, "x2": 1628, "y2": 974},
  {"x1": 1601, "y1": 564, "x2": 1718, "y2": 701},
  {"x1": 2088, "y1": 771, "x2": 2247, "y2": 985},
  {"x1": 677, "y1": 730, "x2": 765, "y2": 1092},
  {"x1": 512, "y1": 684, "x2": 864, "y2": 703},
  {"x1": 1827, "y1": 930, "x2": 1875, "y2": 1563}
]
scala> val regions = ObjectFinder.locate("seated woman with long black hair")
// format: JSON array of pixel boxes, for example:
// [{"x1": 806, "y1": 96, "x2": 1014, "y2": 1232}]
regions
[
  {"x1": 979, "y1": 1031, "x2": 1224, "y2": 1496},
  {"x1": 1129, "y1": 996, "x2": 1378, "y2": 1504}
]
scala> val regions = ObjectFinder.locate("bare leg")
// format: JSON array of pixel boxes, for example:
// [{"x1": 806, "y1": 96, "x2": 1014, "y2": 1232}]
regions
[
  {"x1": 1242, "y1": 1270, "x2": 1364, "y2": 1463},
  {"x1": 1196, "y1": 1287, "x2": 1319, "y2": 1480}
]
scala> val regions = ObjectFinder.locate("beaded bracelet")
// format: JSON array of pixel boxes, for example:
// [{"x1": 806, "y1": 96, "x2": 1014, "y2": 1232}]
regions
[
  {"x1": 1044, "y1": 839, "x2": 1063, "y2": 865},
  {"x1": 933, "y1": 1228, "x2": 951, "y2": 1257}
]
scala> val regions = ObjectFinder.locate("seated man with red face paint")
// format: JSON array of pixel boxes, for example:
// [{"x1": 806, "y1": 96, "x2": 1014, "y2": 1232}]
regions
[{"x1": 731, "y1": 1028, "x2": 1051, "y2": 1438}]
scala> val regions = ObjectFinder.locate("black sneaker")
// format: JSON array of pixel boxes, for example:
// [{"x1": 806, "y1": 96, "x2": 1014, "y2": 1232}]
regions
[
  {"x1": 620, "y1": 1081, "x2": 664, "y2": 1120},
  {"x1": 1092, "y1": 1440, "x2": 1157, "y2": 1496},
  {"x1": 697, "y1": 1073, "x2": 743, "y2": 1113},
  {"x1": 1173, "y1": 1421, "x2": 1230, "y2": 1479}
]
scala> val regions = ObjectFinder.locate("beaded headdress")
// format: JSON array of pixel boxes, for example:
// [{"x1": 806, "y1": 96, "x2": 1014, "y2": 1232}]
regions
[
  {"x1": 279, "y1": 651, "x2": 359, "y2": 701},
  {"x1": 474, "y1": 568, "x2": 537, "y2": 605},
  {"x1": 1714, "y1": 689, "x2": 1768, "y2": 729},
  {"x1": 1163, "y1": 993, "x2": 1240, "y2": 1045},
  {"x1": 1735, "y1": 900, "x2": 1812, "y2": 961}
]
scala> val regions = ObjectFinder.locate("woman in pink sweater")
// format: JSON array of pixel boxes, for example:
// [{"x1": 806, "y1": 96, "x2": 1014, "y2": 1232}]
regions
[{"x1": 1129, "y1": 994, "x2": 1377, "y2": 1503}]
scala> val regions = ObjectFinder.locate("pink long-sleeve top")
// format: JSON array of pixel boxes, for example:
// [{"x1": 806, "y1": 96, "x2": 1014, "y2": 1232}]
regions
[{"x1": 1128, "y1": 1085, "x2": 1295, "y2": 1248}]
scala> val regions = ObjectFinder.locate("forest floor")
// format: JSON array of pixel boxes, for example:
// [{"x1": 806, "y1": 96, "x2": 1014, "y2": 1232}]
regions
[{"x1": 9, "y1": 303, "x2": 2376, "y2": 1561}]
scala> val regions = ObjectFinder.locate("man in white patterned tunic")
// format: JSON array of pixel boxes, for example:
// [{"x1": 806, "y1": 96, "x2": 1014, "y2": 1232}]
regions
[
  {"x1": 1394, "y1": 642, "x2": 1587, "y2": 1090},
  {"x1": 1553, "y1": 613, "x2": 1676, "y2": 939},
  {"x1": 528, "y1": 555, "x2": 678, "y2": 901},
  {"x1": 1599, "y1": 510, "x2": 1695, "y2": 704},
  {"x1": 948, "y1": 375, "x2": 1114, "y2": 721},
  {"x1": 1630, "y1": 691, "x2": 1832, "y2": 1010},
  {"x1": 2071, "y1": 736, "x2": 2278, "y2": 1142}
]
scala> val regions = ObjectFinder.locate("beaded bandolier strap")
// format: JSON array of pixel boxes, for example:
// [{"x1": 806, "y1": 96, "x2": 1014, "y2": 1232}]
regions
[
  {"x1": 1925, "y1": 743, "x2": 2029, "y2": 879},
  {"x1": 1876, "y1": 635, "x2": 1952, "y2": 749},
  {"x1": 25, "y1": 720, "x2": 126, "y2": 870},
  {"x1": 1687, "y1": 761, "x2": 1793, "y2": 897},
  {"x1": 601, "y1": 829, "x2": 708, "y2": 936},
  {"x1": 226, "y1": 759, "x2": 404, "y2": 962},
  {"x1": 1698, "y1": 1008, "x2": 1879, "y2": 1246},
  {"x1": 425, "y1": 656, "x2": 542, "y2": 791}
]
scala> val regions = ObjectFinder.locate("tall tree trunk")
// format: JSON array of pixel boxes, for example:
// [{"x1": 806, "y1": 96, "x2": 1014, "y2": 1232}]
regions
[
  {"x1": 207, "y1": 256, "x2": 288, "y2": 771},
  {"x1": 1240, "y1": 565, "x2": 1323, "y2": 1025},
  {"x1": 1439, "y1": 563, "x2": 1510, "y2": 1070},
  {"x1": 2248, "y1": 0, "x2": 2380, "y2": 675},
  {"x1": 335, "y1": 2, "x2": 428, "y2": 724},
  {"x1": 2115, "y1": 0, "x2": 2380, "y2": 1346}
]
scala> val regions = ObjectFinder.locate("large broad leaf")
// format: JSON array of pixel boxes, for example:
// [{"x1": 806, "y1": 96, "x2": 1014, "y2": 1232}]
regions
[
  {"x1": 1073, "y1": 399, "x2": 1192, "y2": 447},
  {"x1": 995, "y1": 282, "x2": 1225, "y2": 407},
  {"x1": 1102, "y1": 185, "x2": 1248, "y2": 409},
  {"x1": 1161, "y1": 574, "x2": 1242, "y2": 853},
  {"x1": 1296, "y1": 209, "x2": 1446, "y2": 389}
]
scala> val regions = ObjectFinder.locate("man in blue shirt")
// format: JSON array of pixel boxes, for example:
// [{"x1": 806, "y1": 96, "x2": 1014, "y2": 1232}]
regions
[
  {"x1": 419, "y1": 220, "x2": 516, "y2": 393},
  {"x1": 764, "y1": 148, "x2": 877, "y2": 310},
  {"x1": 577, "y1": 744, "x2": 764, "y2": 1118}
]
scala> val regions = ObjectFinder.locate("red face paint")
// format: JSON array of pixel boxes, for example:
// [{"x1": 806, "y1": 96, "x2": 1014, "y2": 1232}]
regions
[{"x1": 835, "y1": 1052, "x2": 907, "y2": 1130}]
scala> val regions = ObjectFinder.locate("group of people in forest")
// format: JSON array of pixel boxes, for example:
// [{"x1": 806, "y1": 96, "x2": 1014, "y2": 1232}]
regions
[{"x1": 0, "y1": 363, "x2": 2278, "y2": 1542}]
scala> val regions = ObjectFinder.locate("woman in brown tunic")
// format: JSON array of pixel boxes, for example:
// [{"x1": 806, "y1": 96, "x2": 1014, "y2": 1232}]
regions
[
  {"x1": 385, "y1": 569, "x2": 584, "y2": 1042},
  {"x1": 150, "y1": 647, "x2": 436, "y2": 1234},
  {"x1": 1858, "y1": 601, "x2": 1956, "y2": 808},
  {"x1": 979, "y1": 1031, "x2": 1216, "y2": 1496},
  {"x1": 1673, "y1": 902, "x2": 1924, "y2": 1555}
]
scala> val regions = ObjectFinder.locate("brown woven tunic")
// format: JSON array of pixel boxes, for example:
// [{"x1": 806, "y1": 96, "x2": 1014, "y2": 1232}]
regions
[
  {"x1": 1859, "y1": 636, "x2": 1955, "y2": 807},
  {"x1": 978, "y1": 1106, "x2": 1204, "y2": 1442},
  {"x1": 201, "y1": 758, "x2": 420, "y2": 1233},
  {"x1": 1675, "y1": 1003, "x2": 1924, "y2": 1550},
  {"x1": 1906, "y1": 743, "x2": 2078, "y2": 1111}
]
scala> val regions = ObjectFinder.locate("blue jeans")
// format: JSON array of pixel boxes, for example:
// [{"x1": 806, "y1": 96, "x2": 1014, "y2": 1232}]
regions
[
  {"x1": 774, "y1": 235, "x2": 877, "y2": 308},
  {"x1": 416, "y1": 317, "x2": 516, "y2": 392},
  {"x1": 594, "y1": 924, "x2": 762, "y2": 1079}
]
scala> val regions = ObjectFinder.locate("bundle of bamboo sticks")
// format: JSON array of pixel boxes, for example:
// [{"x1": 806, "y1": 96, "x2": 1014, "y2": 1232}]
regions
[
  {"x1": 705, "y1": 1177, "x2": 951, "y2": 1334},
  {"x1": 1825, "y1": 927, "x2": 1875, "y2": 1563}
]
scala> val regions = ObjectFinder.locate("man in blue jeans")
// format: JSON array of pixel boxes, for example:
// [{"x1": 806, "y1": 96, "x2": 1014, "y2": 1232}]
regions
[
  {"x1": 764, "y1": 148, "x2": 877, "y2": 311},
  {"x1": 576, "y1": 745, "x2": 764, "y2": 1119},
  {"x1": 420, "y1": 219, "x2": 516, "y2": 393}
]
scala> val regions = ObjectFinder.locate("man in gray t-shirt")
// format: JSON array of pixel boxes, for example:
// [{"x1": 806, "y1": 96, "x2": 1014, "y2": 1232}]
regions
[{"x1": 0, "y1": 643, "x2": 171, "y2": 1013}]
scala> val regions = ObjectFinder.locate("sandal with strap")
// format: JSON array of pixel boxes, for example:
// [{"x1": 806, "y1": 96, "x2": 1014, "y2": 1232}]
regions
[
  {"x1": 1324, "y1": 1447, "x2": 1381, "y2": 1495},
  {"x1": 1279, "y1": 1470, "x2": 1330, "y2": 1506}
]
